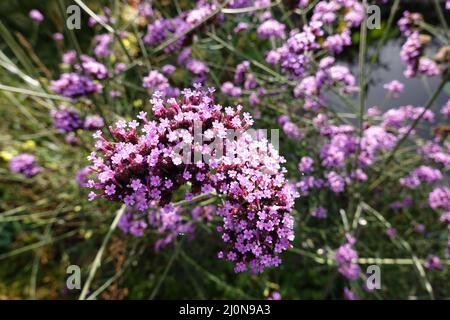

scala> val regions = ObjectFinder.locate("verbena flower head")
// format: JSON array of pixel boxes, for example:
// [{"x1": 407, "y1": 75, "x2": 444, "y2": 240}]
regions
[
  {"x1": 383, "y1": 80, "x2": 404, "y2": 98},
  {"x1": 51, "y1": 105, "x2": 83, "y2": 133},
  {"x1": 87, "y1": 85, "x2": 298, "y2": 273},
  {"x1": 398, "y1": 11, "x2": 423, "y2": 36},
  {"x1": 50, "y1": 73, "x2": 103, "y2": 98},
  {"x1": 9, "y1": 153, "x2": 42, "y2": 178},
  {"x1": 335, "y1": 234, "x2": 360, "y2": 280},
  {"x1": 257, "y1": 19, "x2": 286, "y2": 39},
  {"x1": 429, "y1": 186, "x2": 450, "y2": 211}
]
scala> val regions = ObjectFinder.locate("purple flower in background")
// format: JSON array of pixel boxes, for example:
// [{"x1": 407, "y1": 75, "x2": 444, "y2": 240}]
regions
[
  {"x1": 280, "y1": 117, "x2": 304, "y2": 140},
  {"x1": 424, "y1": 255, "x2": 442, "y2": 270},
  {"x1": 257, "y1": 19, "x2": 286, "y2": 39},
  {"x1": 84, "y1": 115, "x2": 105, "y2": 130},
  {"x1": 76, "y1": 166, "x2": 91, "y2": 187},
  {"x1": 65, "y1": 132, "x2": 79, "y2": 145},
  {"x1": 51, "y1": 106, "x2": 83, "y2": 133},
  {"x1": 418, "y1": 57, "x2": 441, "y2": 77},
  {"x1": 62, "y1": 50, "x2": 77, "y2": 65},
  {"x1": 383, "y1": 80, "x2": 404, "y2": 98},
  {"x1": 9, "y1": 154, "x2": 42, "y2": 178},
  {"x1": 114, "y1": 63, "x2": 127, "y2": 73},
  {"x1": 298, "y1": 0, "x2": 309, "y2": 8},
  {"x1": 143, "y1": 70, "x2": 170, "y2": 92},
  {"x1": 399, "y1": 31, "x2": 439, "y2": 78},
  {"x1": 162, "y1": 64, "x2": 176, "y2": 75},
  {"x1": 53, "y1": 33, "x2": 64, "y2": 41},
  {"x1": 324, "y1": 30, "x2": 352, "y2": 54},
  {"x1": 440, "y1": 212, "x2": 450, "y2": 224},
  {"x1": 186, "y1": 59, "x2": 209, "y2": 78},
  {"x1": 398, "y1": 11, "x2": 423, "y2": 36},
  {"x1": 429, "y1": 187, "x2": 450, "y2": 211},
  {"x1": 298, "y1": 156, "x2": 314, "y2": 173},
  {"x1": 335, "y1": 235, "x2": 361, "y2": 280},
  {"x1": 51, "y1": 73, "x2": 102, "y2": 98},
  {"x1": 234, "y1": 61, "x2": 250, "y2": 84},
  {"x1": 326, "y1": 171, "x2": 346, "y2": 193},
  {"x1": 267, "y1": 291, "x2": 282, "y2": 300},
  {"x1": 75, "y1": 55, "x2": 109, "y2": 80},
  {"x1": 385, "y1": 227, "x2": 397, "y2": 238},
  {"x1": 414, "y1": 223, "x2": 425, "y2": 233},
  {"x1": 29, "y1": 9, "x2": 44, "y2": 22},
  {"x1": 138, "y1": 2, "x2": 153, "y2": 18},
  {"x1": 93, "y1": 34, "x2": 112, "y2": 58},
  {"x1": 221, "y1": 81, "x2": 242, "y2": 97},
  {"x1": 234, "y1": 22, "x2": 249, "y2": 33},
  {"x1": 441, "y1": 100, "x2": 450, "y2": 119},
  {"x1": 311, "y1": 207, "x2": 327, "y2": 219},
  {"x1": 400, "y1": 165, "x2": 442, "y2": 188},
  {"x1": 343, "y1": 287, "x2": 359, "y2": 300},
  {"x1": 118, "y1": 212, "x2": 148, "y2": 237},
  {"x1": 143, "y1": 16, "x2": 190, "y2": 53}
]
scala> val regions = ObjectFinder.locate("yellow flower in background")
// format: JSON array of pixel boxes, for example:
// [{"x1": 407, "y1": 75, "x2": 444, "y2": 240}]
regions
[
  {"x1": 21, "y1": 140, "x2": 36, "y2": 150},
  {"x1": 47, "y1": 163, "x2": 58, "y2": 170},
  {"x1": 0, "y1": 150, "x2": 13, "y2": 161},
  {"x1": 133, "y1": 99, "x2": 143, "y2": 108}
]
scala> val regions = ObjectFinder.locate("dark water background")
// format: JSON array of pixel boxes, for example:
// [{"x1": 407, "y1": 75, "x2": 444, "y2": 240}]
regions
[
  {"x1": 329, "y1": 2, "x2": 450, "y2": 134},
  {"x1": 333, "y1": 38, "x2": 449, "y2": 114}
]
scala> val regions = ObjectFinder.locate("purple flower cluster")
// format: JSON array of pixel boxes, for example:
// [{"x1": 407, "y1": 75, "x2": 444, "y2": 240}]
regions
[
  {"x1": 221, "y1": 81, "x2": 242, "y2": 97},
  {"x1": 50, "y1": 73, "x2": 103, "y2": 98},
  {"x1": 51, "y1": 51, "x2": 110, "y2": 98},
  {"x1": 398, "y1": 11, "x2": 423, "y2": 36},
  {"x1": 399, "y1": 166, "x2": 442, "y2": 189},
  {"x1": 400, "y1": 29, "x2": 441, "y2": 78},
  {"x1": 51, "y1": 105, "x2": 104, "y2": 136},
  {"x1": 257, "y1": 19, "x2": 286, "y2": 39},
  {"x1": 93, "y1": 34, "x2": 112, "y2": 58},
  {"x1": 143, "y1": 70, "x2": 168, "y2": 91},
  {"x1": 400, "y1": 32, "x2": 423, "y2": 78},
  {"x1": 383, "y1": 80, "x2": 404, "y2": 98},
  {"x1": 84, "y1": 115, "x2": 105, "y2": 130},
  {"x1": 295, "y1": 106, "x2": 405, "y2": 196},
  {"x1": 343, "y1": 287, "x2": 359, "y2": 300},
  {"x1": 429, "y1": 187, "x2": 450, "y2": 211},
  {"x1": 310, "y1": 207, "x2": 327, "y2": 219},
  {"x1": 293, "y1": 56, "x2": 356, "y2": 109},
  {"x1": 86, "y1": 86, "x2": 298, "y2": 273},
  {"x1": 120, "y1": 204, "x2": 215, "y2": 251},
  {"x1": 143, "y1": 2, "x2": 218, "y2": 53},
  {"x1": 335, "y1": 234, "x2": 361, "y2": 280},
  {"x1": 419, "y1": 141, "x2": 450, "y2": 167},
  {"x1": 51, "y1": 105, "x2": 83, "y2": 133},
  {"x1": 298, "y1": 156, "x2": 314, "y2": 173},
  {"x1": 76, "y1": 166, "x2": 92, "y2": 187},
  {"x1": 278, "y1": 115, "x2": 304, "y2": 141},
  {"x1": 186, "y1": 59, "x2": 209, "y2": 83},
  {"x1": 382, "y1": 105, "x2": 435, "y2": 133},
  {"x1": 9, "y1": 154, "x2": 42, "y2": 178},
  {"x1": 234, "y1": 61, "x2": 250, "y2": 84},
  {"x1": 424, "y1": 255, "x2": 442, "y2": 270}
]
